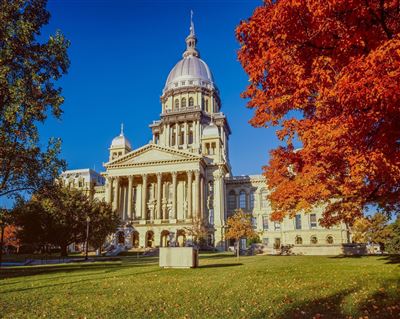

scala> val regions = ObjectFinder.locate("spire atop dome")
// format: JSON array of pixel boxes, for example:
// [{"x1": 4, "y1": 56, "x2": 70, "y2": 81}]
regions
[
  {"x1": 183, "y1": 10, "x2": 200, "y2": 58},
  {"x1": 120, "y1": 123, "x2": 124, "y2": 136}
]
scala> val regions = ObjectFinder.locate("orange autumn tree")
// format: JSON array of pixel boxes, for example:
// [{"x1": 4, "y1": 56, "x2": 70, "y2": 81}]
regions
[
  {"x1": 225, "y1": 209, "x2": 257, "y2": 259},
  {"x1": 236, "y1": 0, "x2": 400, "y2": 228}
]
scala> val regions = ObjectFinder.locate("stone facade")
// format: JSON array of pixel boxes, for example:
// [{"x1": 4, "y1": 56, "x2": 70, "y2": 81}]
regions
[{"x1": 61, "y1": 18, "x2": 349, "y2": 254}]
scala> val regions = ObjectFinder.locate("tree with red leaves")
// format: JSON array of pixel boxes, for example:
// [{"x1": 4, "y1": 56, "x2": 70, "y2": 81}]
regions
[{"x1": 236, "y1": 0, "x2": 400, "y2": 227}]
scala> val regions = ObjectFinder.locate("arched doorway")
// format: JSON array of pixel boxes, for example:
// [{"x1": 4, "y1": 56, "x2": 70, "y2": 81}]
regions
[
  {"x1": 117, "y1": 231, "x2": 125, "y2": 245},
  {"x1": 160, "y1": 230, "x2": 170, "y2": 247},
  {"x1": 132, "y1": 231, "x2": 139, "y2": 248},
  {"x1": 176, "y1": 229, "x2": 186, "y2": 247},
  {"x1": 145, "y1": 231, "x2": 154, "y2": 248}
]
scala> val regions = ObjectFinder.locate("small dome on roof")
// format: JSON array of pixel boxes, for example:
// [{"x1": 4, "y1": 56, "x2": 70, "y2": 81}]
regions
[
  {"x1": 110, "y1": 124, "x2": 131, "y2": 149},
  {"x1": 202, "y1": 122, "x2": 219, "y2": 138}
]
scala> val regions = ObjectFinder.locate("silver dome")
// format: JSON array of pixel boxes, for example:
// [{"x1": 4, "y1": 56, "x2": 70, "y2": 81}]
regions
[
  {"x1": 202, "y1": 122, "x2": 219, "y2": 138},
  {"x1": 110, "y1": 124, "x2": 131, "y2": 150},
  {"x1": 163, "y1": 55, "x2": 216, "y2": 93}
]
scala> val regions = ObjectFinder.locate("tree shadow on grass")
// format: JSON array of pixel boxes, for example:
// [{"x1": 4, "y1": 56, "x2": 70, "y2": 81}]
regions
[
  {"x1": 0, "y1": 256, "x2": 159, "y2": 280},
  {"x1": 198, "y1": 263, "x2": 242, "y2": 268},
  {"x1": 254, "y1": 279, "x2": 400, "y2": 319},
  {"x1": 1, "y1": 268, "x2": 163, "y2": 294},
  {"x1": 378, "y1": 254, "x2": 400, "y2": 264}
]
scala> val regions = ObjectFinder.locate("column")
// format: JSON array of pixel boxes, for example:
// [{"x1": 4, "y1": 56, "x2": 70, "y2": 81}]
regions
[
  {"x1": 184, "y1": 122, "x2": 188, "y2": 147},
  {"x1": 141, "y1": 174, "x2": 147, "y2": 220},
  {"x1": 175, "y1": 124, "x2": 179, "y2": 147},
  {"x1": 113, "y1": 177, "x2": 120, "y2": 212},
  {"x1": 200, "y1": 176, "x2": 204, "y2": 219},
  {"x1": 127, "y1": 176, "x2": 133, "y2": 220},
  {"x1": 187, "y1": 171, "x2": 193, "y2": 219},
  {"x1": 194, "y1": 170, "x2": 200, "y2": 219},
  {"x1": 172, "y1": 171, "x2": 177, "y2": 219},
  {"x1": 156, "y1": 173, "x2": 162, "y2": 220},
  {"x1": 107, "y1": 177, "x2": 113, "y2": 203}
]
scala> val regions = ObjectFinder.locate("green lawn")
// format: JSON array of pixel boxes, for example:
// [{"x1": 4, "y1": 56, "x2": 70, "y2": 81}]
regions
[{"x1": 0, "y1": 254, "x2": 399, "y2": 318}]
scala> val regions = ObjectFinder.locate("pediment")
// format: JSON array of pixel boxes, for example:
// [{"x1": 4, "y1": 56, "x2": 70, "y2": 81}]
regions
[{"x1": 105, "y1": 144, "x2": 201, "y2": 167}]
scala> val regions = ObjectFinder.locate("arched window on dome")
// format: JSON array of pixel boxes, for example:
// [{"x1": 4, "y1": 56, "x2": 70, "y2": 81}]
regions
[
  {"x1": 175, "y1": 99, "x2": 179, "y2": 110},
  {"x1": 181, "y1": 97, "x2": 187, "y2": 108},
  {"x1": 189, "y1": 97, "x2": 194, "y2": 107}
]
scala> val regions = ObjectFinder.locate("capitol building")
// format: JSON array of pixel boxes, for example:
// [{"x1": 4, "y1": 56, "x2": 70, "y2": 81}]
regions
[{"x1": 61, "y1": 19, "x2": 349, "y2": 255}]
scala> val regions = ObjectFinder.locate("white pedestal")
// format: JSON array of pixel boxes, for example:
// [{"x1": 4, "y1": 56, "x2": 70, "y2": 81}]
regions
[{"x1": 159, "y1": 247, "x2": 198, "y2": 268}]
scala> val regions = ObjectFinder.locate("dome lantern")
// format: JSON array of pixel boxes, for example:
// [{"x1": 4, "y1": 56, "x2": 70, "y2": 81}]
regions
[{"x1": 109, "y1": 123, "x2": 132, "y2": 161}]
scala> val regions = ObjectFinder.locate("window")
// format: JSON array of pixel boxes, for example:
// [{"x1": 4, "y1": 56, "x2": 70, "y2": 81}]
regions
[
  {"x1": 239, "y1": 191, "x2": 246, "y2": 209},
  {"x1": 249, "y1": 191, "x2": 255, "y2": 210},
  {"x1": 205, "y1": 143, "x2": 210, "y2": 154},
  {"x1": 261, "y1": 190, "x2": 268, "y2": 208},
  {"x1": 175, "y1": 99, "x2": 179, "y2": 109},
  {"x1": 209, "y1": 209, "x2": 214, "y2": 225},
  {"x1": 210, "y1": 142, "x2": 216, "y2": 155},
  {"x1": 262, "y1": 215, "x2": 269, "y2": 230},
  {"x1": 251, "y1": 217, "x2": 257, "y2": 229},
  {"x1": 310, "y1": 236, "x2": 318, "y2": 244},
  {"x1": 205, "y1": 99, "x2": 209, "y2": 112},
  {"x1": 295, "y1": 236, "x2": 303, "y2": 245},
  {"x1": 179, "y1": 129, "x2": 184, "y2": 145},
  {"x1": 274, "y1": 222, "x2": 281, "y2": 231},
  {"x1": 189, "y1": 80, "x2": 193, "y2": 85},
  {"x1": 262, "y1": 237, "x2": 269, "y2": 245},
  {"x1": 181, "y1": 97, "x2": 187, "y2": 108},
  {"x1": 227, "y1": 190, "x2": 236, "y2": 212},
  {"x1": 295, "y1": 214, "x2": 302, "y2": 230},
  {"x1": 326, "y1": 235, "x2": 334, "y2": 244},
  {"x1": 189, "y1": 97, "x2": 194, "y2": 107},
  {"x1": 188, "y1": 124, "x2": 193, "y2": 144},
  {"x1": 310, "y1": 213, "x2": 317, "y2": 228},
  {"x1": 154, "y1": 133, "x2": 159, "y2": 144}
]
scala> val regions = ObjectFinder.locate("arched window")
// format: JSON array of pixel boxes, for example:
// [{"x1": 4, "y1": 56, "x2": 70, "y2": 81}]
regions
[
  {"x1": 175, "y1": 99, "x2": 179, "y2": 109},
  {"x1": 181, "y1": 97, "x2": 187, "y2": 108},
  {"x1": 326, "y1": 235, "x2": 334, "y2": 244},
  {"x1": 310, "y1": 236, "x2": 318, "y2": 244},
  {"x1": 295, "y1": 236, "x2": 303, "y2": 245},
  {"x1": 189, "y1": 97, "x2": 194, "y2": 107},
  {"x1": 239, "y1": 191, "x2": 246, "y2": 209},
  {"x1": 228, "y1": 190, "x2": 236, "y2": 212}
]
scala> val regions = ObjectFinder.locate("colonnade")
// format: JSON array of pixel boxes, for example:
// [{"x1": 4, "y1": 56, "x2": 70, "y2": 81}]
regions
[{"x1": 106, "y1": 170, "x2": 203, "y2": 222}]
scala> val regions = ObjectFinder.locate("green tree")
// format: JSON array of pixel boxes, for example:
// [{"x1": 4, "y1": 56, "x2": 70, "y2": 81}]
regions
[
  {"x1": 88, "y1": 200, "x2": 119, "y2": 254},
  {"x1": 0, "y1": 0, "x2": 70, "y2": 199},
  {"x1": 386, "y1": 217, "x2": 400, "y2": 254},
  {"x1": 352, "y1": 213, "x2": 393, "y2": 250},
  {"x1": 225, "y1": 209, "x2": 257, "y2": 259},
  {"x1": 14, "y1": 186, "x2": 119, "y2": 257}
]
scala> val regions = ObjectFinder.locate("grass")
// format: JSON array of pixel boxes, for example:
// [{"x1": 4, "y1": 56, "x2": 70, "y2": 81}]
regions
[{"x1": 0, "y1": 253, "x2": 399, "y2": 318}]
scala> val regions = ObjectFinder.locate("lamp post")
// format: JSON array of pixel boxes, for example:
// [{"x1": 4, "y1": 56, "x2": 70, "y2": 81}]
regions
[{"x1": 85, "y1": 216, "x2": 91, "y2": 261}]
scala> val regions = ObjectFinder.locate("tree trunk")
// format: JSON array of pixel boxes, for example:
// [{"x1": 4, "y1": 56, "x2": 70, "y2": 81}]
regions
[
  {"x1": 0, "y1": 226, "x2": 4, "y2": 267},
  {"x1": 236, "y1": 239, "x2": 240, "y2": 260},
  {"x1": 60, "y1": 244, "x2": 68, "y2": 257}
]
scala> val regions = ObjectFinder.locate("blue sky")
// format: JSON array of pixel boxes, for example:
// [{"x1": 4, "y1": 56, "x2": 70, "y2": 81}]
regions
[{"x1": 39, "y1": 0, "x2": 280, "y2": 176}]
